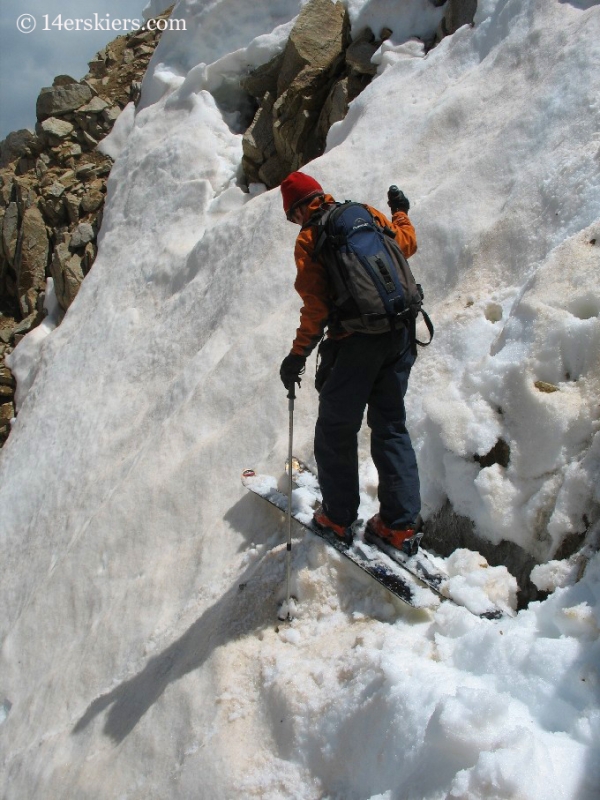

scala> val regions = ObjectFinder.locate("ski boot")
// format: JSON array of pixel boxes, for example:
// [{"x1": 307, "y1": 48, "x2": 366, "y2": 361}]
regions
[
  {"x1": 313, "y1": 508, "x2": 355, "y2": 547},
  {"x1": 364, "y1": 514, "x2": 423, "y2": 557}
]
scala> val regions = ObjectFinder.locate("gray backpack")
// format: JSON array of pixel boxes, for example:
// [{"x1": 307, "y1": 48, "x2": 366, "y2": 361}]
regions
[{"x1": 312, "y1": 201, "x2": 433, "y2": 351}]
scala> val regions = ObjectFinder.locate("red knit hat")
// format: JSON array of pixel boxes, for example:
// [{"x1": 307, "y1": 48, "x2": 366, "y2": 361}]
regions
[{"x1": 281, "y1": 172, "x2": 324, "y2": 218}]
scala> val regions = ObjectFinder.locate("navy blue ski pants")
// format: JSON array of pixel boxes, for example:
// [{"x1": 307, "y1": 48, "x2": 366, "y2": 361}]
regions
[{"x1": 314, "y1": 329, "x2": 420, "y2": 529}]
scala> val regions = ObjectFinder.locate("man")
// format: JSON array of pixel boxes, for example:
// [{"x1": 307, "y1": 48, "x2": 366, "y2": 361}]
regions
[{"x1": 279, "y1": 171, "x2": 422, "y2": 554}]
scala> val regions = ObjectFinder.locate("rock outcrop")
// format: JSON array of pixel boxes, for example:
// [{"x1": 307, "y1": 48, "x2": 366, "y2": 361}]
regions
[
  {"x1": 0, "y1": 7, "x2": 174, "y2": 446},
  {"x1": 241, "y1": 0, "x2": 387, "y2": 188}
]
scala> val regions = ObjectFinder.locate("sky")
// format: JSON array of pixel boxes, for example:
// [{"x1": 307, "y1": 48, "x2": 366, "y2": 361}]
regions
[{"x1": 0, "y1": 0, "x2": 157, "y2": 140}]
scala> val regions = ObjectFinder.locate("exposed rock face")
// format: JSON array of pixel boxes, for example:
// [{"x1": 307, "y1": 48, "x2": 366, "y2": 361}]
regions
[
  {"x1": 15, "y1": 206, "x2": 49, "y2": 316},
  {"x1": 273, "y1": 0, "x2": 350, "y2": 172},
  {"x1": 2, "y1": 203, "x2": 19, "y2": 267},
  {"x1": 51, "y1": 243, "x2": 85, "y2": 311},
  {"x1": 242, "y1": 0, "x2": 387, "y2": 188},
  {"x1": 0, "y1": 7, "x2": 174, "y2": 446}
]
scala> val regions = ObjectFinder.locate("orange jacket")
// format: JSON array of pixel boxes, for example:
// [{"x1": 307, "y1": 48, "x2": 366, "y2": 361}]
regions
[{"x1": 290, "y1": 194, "x2": 418, "y2": 357}]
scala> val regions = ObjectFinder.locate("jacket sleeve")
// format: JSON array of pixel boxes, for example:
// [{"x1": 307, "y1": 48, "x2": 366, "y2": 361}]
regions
[
  {"x1": 290, "y1": 232, "x2": 330, "y2": 357},
  {"x1": 369, "y1": 206, "x2": 417, "y2": 258}
]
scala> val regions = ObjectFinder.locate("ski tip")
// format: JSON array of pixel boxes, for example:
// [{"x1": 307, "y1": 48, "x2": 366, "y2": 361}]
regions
[
  {"x1": 242, "y1": 469, "x2": 256, "y2": 478},
  {"x1": 286, "y1": 456, "x2": 310, "y2": 475}
]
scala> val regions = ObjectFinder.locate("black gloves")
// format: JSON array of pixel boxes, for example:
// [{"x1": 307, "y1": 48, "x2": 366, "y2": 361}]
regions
[
  {"x1": 388, "y1": 185, "x2": 410, "y2": 214},
  {"x1": 280, "y1": 353, "x2": 306, "y2": 391}
]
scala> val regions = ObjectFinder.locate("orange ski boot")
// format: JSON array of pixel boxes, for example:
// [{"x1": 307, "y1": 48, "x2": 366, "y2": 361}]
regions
[
  {"x1": 364, "y1": 514, "x2": 423, "y2": 556},
  {"x1": 313, "y1": 508, "x2": 355, "y2": 546}
]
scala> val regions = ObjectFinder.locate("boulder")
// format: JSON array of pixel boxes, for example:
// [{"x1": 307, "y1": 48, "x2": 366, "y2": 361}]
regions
[
  {"x1": 81, "y1": 189, "x2": 104, "y2": 214},
  {"x1": 64, "y1": 194, "x2": 81, "y2": 225},
  {"x1": 38, "y1": 194, "x2": 67, "y2": 226},
  {"x1": 36, "y1": 83, "x2": 93, "y2": 120},
  {"x1": 240, "y1": 0, "x2": 362, "y2": 186},
  {"x1": 12, "y1": 312, "x2": 41, "y2": 337},
  {"x1": 88, "y1": 58, "x2": 106, "y2": 79},
  {"x1": 102, "y1": 105, "x2": 122, "y2": 125},
  {"x1": 42, "y1": 181, "x2": 66, "y2": 200},
  {"x1": 54, "y1": 142, "x2": 82, "y2": 162},
  {"x1": 82, "y1": 242, "x2": 97, "y2": 275},
  {"x1": 444, "y1": 0, "x2": 477, "y2": 31},
  {"x1": 69, "y1": 222, "x2": 95, "y2": 249},
  {"x1": 53, "y1": 75, "x2": 78, "y2": 87},
  {"x1": 0, "y1": 366, "x2": 16, "y2": 388},
  {"x1": 127, "y1": 30, "x2": 156, "y2": 48},
  {"x1": 276, "y1": 0, "x2": 349, "y2": 96},
  {"x1": 2, "y1": 202, "x2": 19, "y2": 266},
  {"x1": 51, "y1": 243, "x2": 84, "y2": 310},
  {"x1": 75, "y1": 163, "x2": 97, "y2": 181},
  {"x1": 0, "y1": 401, "x2": 14, "y2": 426},
  {"x1": 0, "y1": 172, "x2": 14, "y2": 205},
  {"x1": 77, "y1": 96, "x2": 110, "y2": 115},
  {"x1": 0, "y1": 130, "x2": 39, "y2": 168},
  {"x1": 14, "y1": 179, "x2": 38, "y2": 216},
  {"x1": 14, "y1": 206, "x2": 49, "y2": 315},
  {"x1": 135, "y1": 45, "x2": 155, "y2": 58},
  {"x1": 40, "y1": 117, "x2": 75, "y2": 140},
  {"x1": 81, "y1": 131, "x2": 99, "y2": 149},
  {"x1": 273, "y1": 0, "x2": 350, "y2": 171}
]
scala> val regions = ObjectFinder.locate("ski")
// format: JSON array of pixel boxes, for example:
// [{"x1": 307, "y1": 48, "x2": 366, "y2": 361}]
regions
[
  {"x1": 291, "y1": 459, "x2": 505, "y2": 619},
  {"x1": 248, "y1": 459, "x2": 506, "y2": 620},
  {"x1": 242, "y1": 469, "x2": 437, "y2": 611}
]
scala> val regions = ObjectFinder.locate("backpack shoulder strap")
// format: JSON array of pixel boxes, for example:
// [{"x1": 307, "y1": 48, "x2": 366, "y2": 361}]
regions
[{"x1": 310, "y1": 202, "x2": 341, "y2": 258}]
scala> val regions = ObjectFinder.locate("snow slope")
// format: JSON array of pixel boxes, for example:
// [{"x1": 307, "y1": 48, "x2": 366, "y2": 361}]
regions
[{"x1": 1, "y1": 0, "x2": 599, "y2": 797}]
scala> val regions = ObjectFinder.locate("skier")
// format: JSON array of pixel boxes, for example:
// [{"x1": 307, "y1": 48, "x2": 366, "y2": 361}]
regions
[{"x1": 279, "y1": 171, "x2": 422, "y2": 554}]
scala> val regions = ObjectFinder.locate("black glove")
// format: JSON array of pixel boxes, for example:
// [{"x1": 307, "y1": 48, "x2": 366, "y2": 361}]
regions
[
  {"x1": 388, "y1": 185, "x2": 410, "y2": 214},
  {"x1": 280, "y1": 353, "x2": 306, "y2": 392}
]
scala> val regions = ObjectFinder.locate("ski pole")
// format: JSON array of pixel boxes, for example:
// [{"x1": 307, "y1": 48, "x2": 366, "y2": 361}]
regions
[{"x1": 284, "y1": 381, "x2": 295, "y2": 619}]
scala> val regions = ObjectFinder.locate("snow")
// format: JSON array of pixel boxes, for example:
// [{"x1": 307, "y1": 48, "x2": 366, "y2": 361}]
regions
[
  {"x1": 96, "y1": 101, "x2": 136, "y2": 161},
  {"x1": 1, "y1": 0, "x2": 600, "y2": 797}
]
